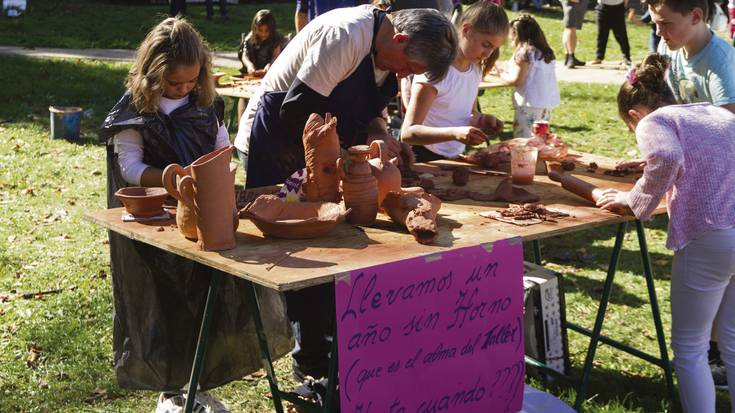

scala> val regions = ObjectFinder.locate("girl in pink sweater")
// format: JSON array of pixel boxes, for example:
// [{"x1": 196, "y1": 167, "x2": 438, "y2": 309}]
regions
[{"x1": 597, "y1": 53, "x2": 735, "y2": 412}]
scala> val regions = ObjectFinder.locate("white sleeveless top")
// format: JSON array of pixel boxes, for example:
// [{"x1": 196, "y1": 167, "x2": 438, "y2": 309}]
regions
[{"x1": 512, "y1": 48, "x2": 560, "y2": 109}]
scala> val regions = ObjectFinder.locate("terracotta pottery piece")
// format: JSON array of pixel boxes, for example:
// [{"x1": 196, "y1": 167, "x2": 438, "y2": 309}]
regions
[
  {"x1": 115, "y1": 187, "x2": 168, "y2": 217},
  {"x1": 368, "y1": 140, "x2": 402, "y2": 208},
  {"x1": 381, "y1": 188, "x2": 442, "y2": 245},
  {"x1": 452, "y1": 167, "x2": 470, "y2": 186},
  {"x1": 302, "y1": 113, "x2": 342, "y2": 203},
  {"x1": 338, "y1": 145, "x2": 379, "y2": 226},
  {"x1": 492, "y1": 178, "x2": 541, "y2": 203},
  {"x1": 241, "y1": 194, "x2": 349, "y2": 239},
  {"x1": 547, "y1": 161, "x2": 602, "y2": 203},
  {"x1": 167, "y1": 146, "x2": 239, "y2": 251},
  {"x1": 163, "y1": 164, "x2": 199, "y2": 239}
]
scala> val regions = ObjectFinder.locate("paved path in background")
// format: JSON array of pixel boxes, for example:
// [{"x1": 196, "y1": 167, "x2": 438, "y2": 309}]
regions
[{"x1": 0, "y1": 45, "x2": 627, "y2": 85}]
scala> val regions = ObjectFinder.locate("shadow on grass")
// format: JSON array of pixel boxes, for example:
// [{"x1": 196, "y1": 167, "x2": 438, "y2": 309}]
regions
[{"x1": 0, "y1": 55, "x2": 128, "y2": 142}]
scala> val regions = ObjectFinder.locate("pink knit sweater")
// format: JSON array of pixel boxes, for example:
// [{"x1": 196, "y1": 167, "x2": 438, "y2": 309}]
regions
[{"x1": 628, "y1": 103, "x2": 735, "y2": 251}]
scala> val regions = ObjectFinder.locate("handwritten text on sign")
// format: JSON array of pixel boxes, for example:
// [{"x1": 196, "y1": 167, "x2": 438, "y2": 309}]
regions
[{"x1": 336, "y1": 240, "x2": 525, "y2": 413}]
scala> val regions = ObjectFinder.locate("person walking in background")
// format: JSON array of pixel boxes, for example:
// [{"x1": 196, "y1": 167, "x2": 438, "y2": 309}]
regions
[
  {"x1": 494, "y1": 14, "x2": 560, "y2": 137},
  {"x1": 169, "y1": 0, "x2": 186, "y2": 17},
  {"x1": 561, "y1": 0, "x2": 588, "y2": 68},
  {"x1": 206, "y1": 0, "x2": 228, "y2": 21},
  {"x1": 591, "y1": 0, "x2": 633, "y2": 66}
]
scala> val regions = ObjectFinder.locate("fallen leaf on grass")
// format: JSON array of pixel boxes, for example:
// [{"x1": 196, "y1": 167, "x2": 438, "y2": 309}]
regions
[
  {"x1": 7, "y1": 235, "x2": 16, "y2": 243},
  {"x1": 26, "y1": 344, "x2": 42, "y2": 368},
  {"x1": 38, "y1": 379, "x2": 49, "y2": 389},
  {"x1": 654, "y1": 258, "x2": 670, "y2": 266},
  {"x1": 22, "y1": 187, "x2": 35, "y2": 196}
]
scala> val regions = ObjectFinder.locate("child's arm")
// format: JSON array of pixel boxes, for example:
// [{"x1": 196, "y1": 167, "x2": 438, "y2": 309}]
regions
[
  {"x1": 240, "y1": 49, "x2": 257, "y2": 74},
  {"x1": 401, "y1": 82, "x2": 486, "y2": 146},
  {"x1": 497, "y1": 55, "x2": 530, "y2": 88},
  {"x1": 264, "y1": 45, "x2": 282, "y2": 73}
]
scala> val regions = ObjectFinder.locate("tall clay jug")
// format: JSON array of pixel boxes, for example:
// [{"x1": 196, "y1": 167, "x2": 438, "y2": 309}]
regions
[
  {"x1": 163, "y1": 164, "x2": 198, "y2": 240},
  {"x1": 190, "y1": 145, "x2": 239, "y2": 251},
  {"x1": 337, "y1": 145, "x2": 378, "y2": 226},
  {"x1": 368, "y1": 140, "x2": 401, "y2": 209}
]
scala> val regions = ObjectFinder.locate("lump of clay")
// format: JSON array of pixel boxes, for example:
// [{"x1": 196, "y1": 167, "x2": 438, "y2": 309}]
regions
[
  {"x1": 452, "y1": 167, "x2": 470, "y2": 186},
  {"x1": 492, "y1": 178, "x2": 540, "y2": 203},
  {"x1": 381, "y1": 189, "x2": 442, "y2": 245},
  {"x1": 302, "y1": 113, "x2": 341, "y2": 203}
]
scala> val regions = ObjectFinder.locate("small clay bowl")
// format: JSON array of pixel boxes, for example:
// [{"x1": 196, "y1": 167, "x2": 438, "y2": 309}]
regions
[
  {"x1": 241, "y1": 195, "x2": 349, "y2": 239},
  {"x1": 115, "y1": 187, "x2": 168, "y2": 217}
]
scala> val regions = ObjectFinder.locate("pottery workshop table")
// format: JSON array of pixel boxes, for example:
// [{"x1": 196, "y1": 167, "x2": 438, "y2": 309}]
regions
[
  {"x1": 215, "y1": 78, "x2": 262, "y2": 130},
  {"x1": 85, "y1": 151, "x2": 673, "y2": 413}
]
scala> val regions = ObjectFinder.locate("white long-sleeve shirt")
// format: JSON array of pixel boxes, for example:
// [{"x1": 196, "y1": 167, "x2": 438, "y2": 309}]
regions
[{"x1": 113, "y1": 95, "x2": 230, "y2": 185}]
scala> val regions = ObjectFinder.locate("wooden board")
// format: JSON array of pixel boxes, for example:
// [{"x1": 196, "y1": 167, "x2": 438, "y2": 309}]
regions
[
  {"x1": 215, "y1": 79, "x2": 261, "y2": 99},
  {"x1": 85, "y1": 157, "x2": 663, "y2": 292}
]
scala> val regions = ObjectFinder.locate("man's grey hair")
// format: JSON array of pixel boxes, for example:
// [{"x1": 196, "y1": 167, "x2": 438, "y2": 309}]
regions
[{"x1": 390, "y1": 8, "x2": 457, "y2": 82}]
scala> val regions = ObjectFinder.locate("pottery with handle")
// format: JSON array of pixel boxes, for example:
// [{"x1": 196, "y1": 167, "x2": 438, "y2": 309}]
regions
[
  {"x1": 163, "y1": 164, "x2": 198, "y2": 240},
  {"x1": 368, "y1": 140, "x2": 401, "y2": 209}
]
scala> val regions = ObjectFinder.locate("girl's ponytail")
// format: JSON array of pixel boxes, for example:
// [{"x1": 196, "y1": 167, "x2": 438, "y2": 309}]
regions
[{"x1": 617, "y1": 53, "x2": 676, "y2": 123}]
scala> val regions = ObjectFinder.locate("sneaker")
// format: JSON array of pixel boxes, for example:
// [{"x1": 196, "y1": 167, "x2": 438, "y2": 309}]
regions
[
  {"x1": 572, "y1": 55, "x2": 586, "y2": 66},
  {"x1": 711, "y1": 359, "x2": 728, "y2": 390},
  {"x1": 156, "y1": 391, "x2": 230, "y2": 413},
  {"x1": 590, "y1": 59, "x2": 603, "y2": 65},
  {"x1": 564, "y1": 54, "x2": 575, "y2": 69}
]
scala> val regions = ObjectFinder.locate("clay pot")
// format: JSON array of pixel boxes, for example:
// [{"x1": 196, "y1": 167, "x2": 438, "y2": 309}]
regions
[
  {"x1": 164, "y1": 146, "x2": 239, "y2": 251},
  {"x1": 115, "y1": 187, "x2": 168, "y2": 217},
  {"x1": 368, "y1": 140, "x2": 401, "y2": 208},
  {"x1": 163, "y1": 164, "x2": 198, "y2": 240},
  {"x1": 241, "y1": 194, "x2": 349, "y2": 239},
  {"x1": 337, "y1": 145, "x2": 378, "y2": 226},
  {"x1": 302, "y1": 113, "x2": 341, "y2": 203},
  {"x1": 381, "y1": 188, "x2": 442, "y2": 245}
]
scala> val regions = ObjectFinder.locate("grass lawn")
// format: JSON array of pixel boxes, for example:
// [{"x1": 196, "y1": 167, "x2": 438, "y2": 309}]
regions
[{"x1": 1, "y1": 0, "x2": 657, "y2": 63}]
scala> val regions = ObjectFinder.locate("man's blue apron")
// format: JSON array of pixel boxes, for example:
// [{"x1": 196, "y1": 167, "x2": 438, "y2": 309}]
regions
[{"x1": 245, "y1": 9, "x2": 398, "y2": 189}]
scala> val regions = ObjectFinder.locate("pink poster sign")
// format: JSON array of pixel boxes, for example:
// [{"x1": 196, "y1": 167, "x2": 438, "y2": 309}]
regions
[{"x1": 335, "y1": 239, "x2": 525, "y2": 413}]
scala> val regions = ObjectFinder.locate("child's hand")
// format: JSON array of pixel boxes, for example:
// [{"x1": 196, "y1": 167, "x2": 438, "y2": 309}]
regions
[
  {"x1": 595, "y1": 189, "x2": 634, "y2": 215},
  {"x1": 470, "y1": 113, "x2": 503, "y2": 135},
  {"x1": 454, "y1": 127, "x2": 487, "y2": 146}
]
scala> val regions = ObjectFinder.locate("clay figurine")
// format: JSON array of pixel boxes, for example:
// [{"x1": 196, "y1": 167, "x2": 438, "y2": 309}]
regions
[
  {"x1": 368, "y1": 140, "x2": 401, "y2": 208},
  {"x1": 338, "y1": 145, "x2": 379, "y2": 226},
  {"x1": 302, "y1": 113, "x2": 341, "y2": 203},
  {"x1": 381, "y1": 188, "x2": 442, "y2": 244}
]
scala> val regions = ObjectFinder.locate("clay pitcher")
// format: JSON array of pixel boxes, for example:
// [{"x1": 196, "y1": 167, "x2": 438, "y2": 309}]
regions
[
  {"x1": 163, "y1": 164, "x2": 198, "y2": 240},
  {"x1": 337, "y1": 145, "x2": 378, "y2": 226},
  {"x1": 368, "y1": 140, "x2": 401, "y2": 209},
  {"x1": 189, "y1": 145, "x2": 239, "y2": 251}
]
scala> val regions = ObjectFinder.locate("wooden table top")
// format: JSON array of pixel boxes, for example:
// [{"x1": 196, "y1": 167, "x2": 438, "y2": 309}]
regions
[
  {"x1": 85, "y1": 152, "x2": 664, "y2": 292},
  {"x1": 215, "y1": 78, "x2": 262, "y2": 99}
]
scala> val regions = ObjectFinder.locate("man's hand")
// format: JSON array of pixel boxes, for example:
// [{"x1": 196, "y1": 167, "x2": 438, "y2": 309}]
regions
[
  {"x1": 595, "y1": 188, "x2": 634, "y2": 215},
  {"x1": 367, "y1": 133, "x2": 401, "y2": 160},
  {"x1": 453, "y1": 126, "x2": 487, "y2": 146}
]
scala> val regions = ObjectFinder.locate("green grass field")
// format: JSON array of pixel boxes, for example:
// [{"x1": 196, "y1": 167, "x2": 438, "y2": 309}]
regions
[{"x1": 0, "y1": 1, "x2": 733, "y2": 412}]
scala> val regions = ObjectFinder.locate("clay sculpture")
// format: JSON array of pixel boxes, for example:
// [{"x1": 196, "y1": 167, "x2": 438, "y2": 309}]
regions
[
  {"x1": 338, "y1": 145, "x2": 379, "y2": 226},
  {"x1": 547, "y1": 161, "x2": 603, "y2": 203},
  {"x1": 241, "y1": 194, "x2": 349, "y2": 239},
  {"x1": 381, "y1": 188, "x2": 442, "y2": 245},
  {"x1": 302, "y1": 113, "x2": 341, "y2": 203},
  {"x1": 163, "y1": 164, "x2": 198, "y2": 239},
  {"x1": 115, "y1": 186, "x2": 168, "y2": 217},
  {"x1": 368, "y1": 140, "x2": 402, "y2": 208},
  {"x1": 165, "y1": 146, "x2": 239, "y2": 251}
]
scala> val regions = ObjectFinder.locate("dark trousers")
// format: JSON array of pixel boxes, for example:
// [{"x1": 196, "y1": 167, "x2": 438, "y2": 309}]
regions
[
  {"x1": 206, "y1": 0, "x2": 227, "y2": 18},
  {"x1": 596, "y1": 3, "x2": 631, "y2": 60},
  {"x1": 284, "y1": 283, "x2": 335, "y2": 380},
  {"x1": 170, "y1": 0, "x2": 186, "y2": 16}
]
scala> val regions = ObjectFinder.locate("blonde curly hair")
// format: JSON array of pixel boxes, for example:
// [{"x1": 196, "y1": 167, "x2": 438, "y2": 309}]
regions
[{"x1": 126, "y1": 17, "x2": 215, "y2": 113}]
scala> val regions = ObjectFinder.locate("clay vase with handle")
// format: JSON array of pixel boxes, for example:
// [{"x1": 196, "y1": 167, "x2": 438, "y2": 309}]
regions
[
  {"x1": 162, "y1": 164, "x2": 198, "y2": 240},
  {"x1": 381, "y1": 187, "x2": 442, "y2": 245},
  {"x1": 189, "y1": 145, "x2": 239, "y2": 251},
  {"x1": 337, "y1": 145, "x2": 379, "y2": 226},
  {"x1": 302, "y1": 113, "x2": 342, "y2": 203},
  {"x1": 368, "y1": 140, "x2": 401, "y2": 209}
]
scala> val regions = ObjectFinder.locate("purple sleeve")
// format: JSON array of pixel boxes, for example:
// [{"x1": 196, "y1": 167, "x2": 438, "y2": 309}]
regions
[{"x1": 627, "y1": 115, "x2": 684, "y2": 221}]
